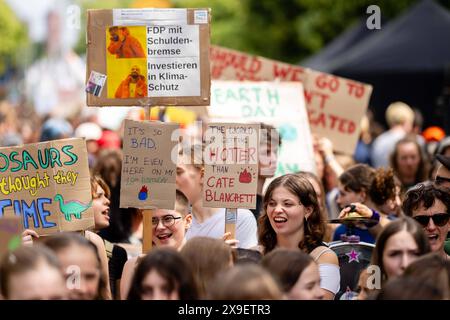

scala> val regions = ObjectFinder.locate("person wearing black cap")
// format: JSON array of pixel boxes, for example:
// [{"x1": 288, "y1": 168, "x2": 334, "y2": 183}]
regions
[{"x1": 435, "y1": 154, "x2": 450, "y2": 188}]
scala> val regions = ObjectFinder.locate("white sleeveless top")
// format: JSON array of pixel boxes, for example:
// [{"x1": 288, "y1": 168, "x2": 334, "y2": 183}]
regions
[{"x1": 313, "y1": 247, "x2": 341, "y2": 294}]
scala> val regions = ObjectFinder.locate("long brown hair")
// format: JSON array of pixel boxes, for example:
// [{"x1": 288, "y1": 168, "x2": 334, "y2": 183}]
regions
[
  {"x1": 180, "y1": 237, "x2": 233, "y2": 299},
  {"x1": 390, "y1": 136, "x2": 429, "y2": 188},
  {"x1": 258, "y1": 174, "x2": 325, "y2": 255},
  {"x1": 371, "y1": 217, "x2": 430, "y2": 284},
  {"x1": 43, "y1": 232, "x2": 109, "y2": 300},
  {"x1": 261, "y1": 248, "x2": 315, "y2": 293},
  {"x1": 127, "y1": 248, "x2": 198, "y2": 300},
  {"x1": 0, "y1": 246, "x2": 62, "y2": 299}
]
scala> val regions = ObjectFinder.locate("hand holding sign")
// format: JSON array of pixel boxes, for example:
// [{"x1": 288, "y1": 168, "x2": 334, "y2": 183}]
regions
[{"x1": 21, "y1": 229, "x2": 39, "y2": 247}]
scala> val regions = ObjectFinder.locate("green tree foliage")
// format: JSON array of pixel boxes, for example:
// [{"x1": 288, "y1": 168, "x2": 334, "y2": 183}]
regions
[
  {"x1": 74, "y1": 0, "x2": 134, "y2": 55},
  {"x1": 173, "y1": 0, "x2": 450, "y2": 64},
  {"x1": 0, "y1": 0, "x2": 29, "y2": 74}
]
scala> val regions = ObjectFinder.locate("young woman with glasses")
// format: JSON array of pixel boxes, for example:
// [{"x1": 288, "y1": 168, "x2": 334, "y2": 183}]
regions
[
  {"x1": 402, "y1": 182, "x2": 450, "y2": 259},
  {"x1": 120, "y1": 190, "x2": 192, "y2": 299}
]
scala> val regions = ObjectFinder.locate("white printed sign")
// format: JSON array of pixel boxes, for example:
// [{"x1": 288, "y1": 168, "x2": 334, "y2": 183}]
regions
[
  {"x1": 147, "y1": 25, "x2": 200, "y2": 97},
  {"x1": 208, "y1": 81, "x2": 316, "y2": 176}
]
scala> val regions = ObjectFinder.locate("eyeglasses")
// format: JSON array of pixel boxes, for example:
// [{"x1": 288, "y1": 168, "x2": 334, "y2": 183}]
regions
[
  {"x1": 151, "y1": 215, "x2": 182, "y2": 228},
  {"x1": 413, "y1": 213, "x2": 450, "y2": 227},
  {"x1": 435, "y1": 175, "x2": 450, "y2": 185}
]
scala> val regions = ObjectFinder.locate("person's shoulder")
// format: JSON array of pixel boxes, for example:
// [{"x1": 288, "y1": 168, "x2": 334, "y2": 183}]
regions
[
  {"x1": 124, "y1": 256, "x2": 138, "y2": 268},
  {"x1": 237, "y1": 209, "x2": 257, "y2": 224},
  {"x1": 85, "y1": 230, "x2": 103, "y2": 245},
  {"x1": 112, "y1": 243, "x2": 128, "y2": 258},
  {"x1": 237, "y1": 208, "x2": 255, "y2": 216},
  {"x1": 311, "y1": 245, "x2": 339, "y2": 265}
]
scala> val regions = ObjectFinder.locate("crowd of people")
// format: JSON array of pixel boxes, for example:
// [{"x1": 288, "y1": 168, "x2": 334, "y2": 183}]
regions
[{"x1": 0, "y1": 99, "x2": 450, "y2": 300}]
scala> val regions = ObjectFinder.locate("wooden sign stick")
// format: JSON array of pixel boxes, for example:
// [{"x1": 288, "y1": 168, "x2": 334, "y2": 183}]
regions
[
  {"x1": 142, "y1": 106, "x2": 155, "y2": 254},
  {"x1": 225, "y1": 208, "x2": 237, "y2": 239}
]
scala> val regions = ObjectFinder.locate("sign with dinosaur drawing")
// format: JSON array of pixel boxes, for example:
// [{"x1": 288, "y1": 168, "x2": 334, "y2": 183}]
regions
[
  {"x1": 120, "y1": 120, "x2": 178, "y2": 209},
  {"x1": 203, "y1": 123, "x2": 259, "y2": 209},
  {"x1": 0, "y1": 138, "x2": 94, "y2": 235},
  {"x1": 0, "y1": 217, "x2": 22, "y2": 259}
]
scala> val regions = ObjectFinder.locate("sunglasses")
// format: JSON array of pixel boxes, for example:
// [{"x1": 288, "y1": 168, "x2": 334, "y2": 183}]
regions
[
  {"x1": 435, "y1": 175, "x2": 450, "y2": 185},
  {"x1": 413, "y1": 213, "x2": 450, "y2": 227}
]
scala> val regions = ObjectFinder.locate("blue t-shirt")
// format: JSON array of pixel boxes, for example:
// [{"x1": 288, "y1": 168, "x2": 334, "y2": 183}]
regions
[
  {"x1": 332, "y1": 225, "x2": 376, "y2": 243},
  {"x1": 332, "y1": 215, "x2": 398, "y2": 243}
]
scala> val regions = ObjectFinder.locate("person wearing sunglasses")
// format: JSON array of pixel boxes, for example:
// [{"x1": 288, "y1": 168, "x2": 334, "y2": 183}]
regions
[
  {"x1": 403, "y1": 182, "x2": 450, "y2": 259},
  {"x1": 435, "y1": 154, "x2": 450, "y2": 188}
]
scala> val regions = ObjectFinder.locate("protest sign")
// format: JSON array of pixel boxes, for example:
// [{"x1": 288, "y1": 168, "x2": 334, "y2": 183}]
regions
[
  {"x1": 120, "y1": 119, "x2": 178, "y2": 209},
  {"x1": 0, "y1": 138, "x2": 94, "y2": 235},
  {"x1": 210, "y1": 45, "x2": 372, "y2": 154},
  {"x1": 86, "y1": 8, "x2": 211, "y2": 107},
  {"x1": 208, "y1": 81, "x2": 315, "y2": 176},
  {"x1": 303, "y1": 69, "x2": 372, "y2": 154},
  {"x1": 0, "y1": 217, "x2": 22, "y2": 259},
  {"x1": 210, "y1": 45, "x2": 306, "y2": 81},
  {"x1": 203, "y1": 123, "x2": 259, "y2": 209}
]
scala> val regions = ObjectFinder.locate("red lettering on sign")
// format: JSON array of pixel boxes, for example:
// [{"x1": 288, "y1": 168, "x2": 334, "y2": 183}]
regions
[
  {"x1": 304, "y1": 89, "x2": 330, "y2": 109},
  {"x1": 273, "y1": 64, "x2": 305, "y2": 81},
  {"x1": 315, "y1": 74, "x2": 340, "y2": 92},
  {"x1": 308, "y1": 109, "x2": 356, "y2": 134},
  {"x1": 345, "y1": 81, "x2": 365, "y2": 98}
]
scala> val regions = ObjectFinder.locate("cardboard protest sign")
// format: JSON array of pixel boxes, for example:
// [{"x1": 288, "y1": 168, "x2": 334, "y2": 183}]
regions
[
  {"x1": 210, "y1": 45, "x2": 307, "y2": 81},
  {"x1": 304, "y1": 69, "x2": 372, "y2": 154},
  {"x1": 203, "y1": 123, "x2": 259, "y2": 209},
  {"x1": 120, "y1": 119, "x2": 178, "y2": 209},
  {"x1": 208, "y1": 81, "x2": 315, "y2": 176},
  {"x1": 86, "y1": 8, "x2": 211, "y2": 107},
  {"x1": 210, "y1": 45, "x2": 373, "y2": 154},
  {"x1": 0, "y1": 217, "x2": 22, "y2": 259},
  {"x1": 0, "y1": 138, "x2": 94, "y2": 235}
]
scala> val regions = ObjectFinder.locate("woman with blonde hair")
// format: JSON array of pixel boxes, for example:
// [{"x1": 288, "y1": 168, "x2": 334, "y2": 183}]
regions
[
  {"x1": 209, "y1": 264, "x2": 282, "y2": 300},
  {"x1": 180, "y1": 237, "x2": 234, "y2": 299}
]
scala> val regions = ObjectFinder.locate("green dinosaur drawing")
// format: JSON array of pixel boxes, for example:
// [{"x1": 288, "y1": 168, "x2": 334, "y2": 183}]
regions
[
  {"x1": 54, "y1": 194, "x2": 92, "y2": 222},
  {"x1": 8, "y1": 235, "x2": 21, "y2": 251}
]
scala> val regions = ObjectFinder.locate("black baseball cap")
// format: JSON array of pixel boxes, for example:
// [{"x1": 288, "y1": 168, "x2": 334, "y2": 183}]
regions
[{"x1": 436, "y1": 154, "x2": 450, "y2": 170}]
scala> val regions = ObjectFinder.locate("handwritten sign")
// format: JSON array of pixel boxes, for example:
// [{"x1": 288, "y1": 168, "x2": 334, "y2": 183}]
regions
[
  {"x1": 304, "y1": 69, "x2": 372, "y2": 154},
  {"x1": 87, "y1": 8, "x2": 211, "y2": 107},
  {"x1": 208, "y1": 81, "x2": 315, "y2": 176},
  {"x1": 0, "y1": 217, "x2": 22, "y2": 258},
  {"x1": 0, "y1": 138, "x2": 94, "y2": 235},
  {"x1": 210, "y1": 45, "x2": 306, "y2": 81},
  {"x1": 120, "y1": 120, "x2": 178, "y2": 209},
  {"x1": 210, "y1": 45, "x2": 372, "y2": 154},
  {"x1": 203, "y1": 123, "x2": 259, "y2": 209}
]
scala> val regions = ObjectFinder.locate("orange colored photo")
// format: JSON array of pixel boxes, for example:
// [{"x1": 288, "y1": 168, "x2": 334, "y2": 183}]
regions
[
  {"x1": 115, "y1": 65, "x2": 147, "y2": 98},
  {"x1": 108, "y1": 26, "x2": 145, "y2": 59}
]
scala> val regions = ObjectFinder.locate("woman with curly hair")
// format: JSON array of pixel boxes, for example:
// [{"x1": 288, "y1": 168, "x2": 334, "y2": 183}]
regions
[
  {"x1": 333, "y1": 165, "x2": 397, "y2": 243},
  {"x1": 370, "y1": 167, "x2": 403, "y2": 218},
  {"x1": 258, "y1": 174, "x2": 340, "y2": 299}
]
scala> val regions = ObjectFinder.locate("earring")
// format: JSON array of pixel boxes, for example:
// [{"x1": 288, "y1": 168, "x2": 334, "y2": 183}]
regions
[{"x1": 304, "y1": 217, "x2": 311, "y2": 233}]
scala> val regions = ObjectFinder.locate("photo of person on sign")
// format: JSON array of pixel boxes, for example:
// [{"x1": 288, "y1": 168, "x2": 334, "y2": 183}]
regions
[
  {"x1": 115, "y1": 65, "x2": 147, "y2": 98},
  {"x1": 107, "y1": 26, "x2": 145, "y2": 59}
]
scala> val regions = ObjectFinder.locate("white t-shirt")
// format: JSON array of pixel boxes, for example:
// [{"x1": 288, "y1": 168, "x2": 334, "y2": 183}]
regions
[{"x1": 186, "y1": 208, "x2": 258, "y2": 249}]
